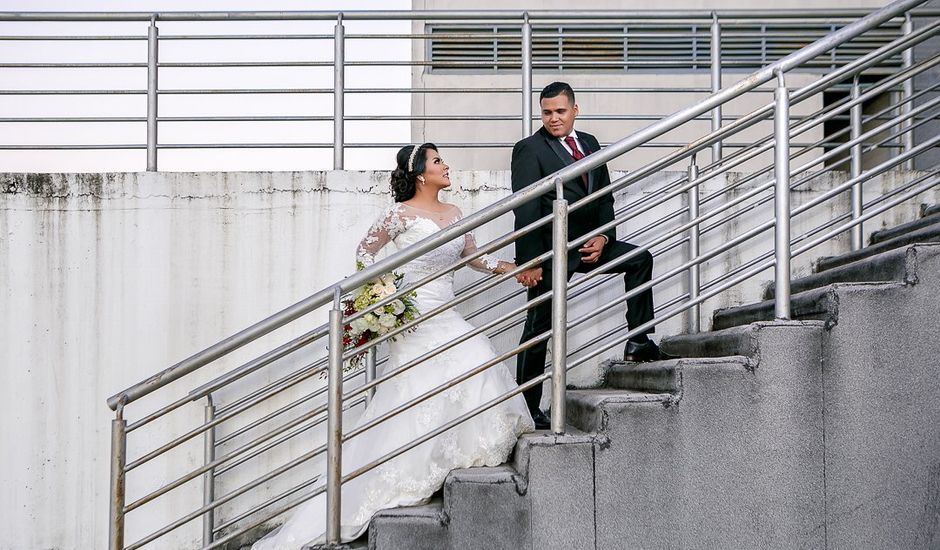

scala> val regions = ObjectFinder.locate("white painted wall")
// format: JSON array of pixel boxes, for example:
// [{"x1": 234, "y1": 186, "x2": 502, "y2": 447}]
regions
[{"x1": 1, "y1": 168, "x2": 935, "y2": 549}]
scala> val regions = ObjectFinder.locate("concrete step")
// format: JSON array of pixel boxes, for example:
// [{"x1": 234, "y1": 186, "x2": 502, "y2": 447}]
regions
[
  {"x1": 604, "y1": 356, "x2": 752, "y2": 394},
  {"x1": 367, "y1": 500, "x2": 446, "y2": 550},
  {"x1": 712, "y1": 284, "x2": 841, "y2": 331},
  {"x1": 660, "y1": 323, "x2": 760, "y2": 359},
  {"x1": 815, "y1": 223, "x2": 940, "y2": 273},
  {"x1": 762, "y1": 244, "x2": 915, "y2": 300},
  {"x1": 868, "y1": 210, "x2": 940, "y2": 245},
  {"x1": 565, "y1": 388, "x2": 676, "y2": 433}
]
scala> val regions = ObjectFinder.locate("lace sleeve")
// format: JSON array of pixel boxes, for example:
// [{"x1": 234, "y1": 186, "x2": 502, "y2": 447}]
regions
[
  {"x1": 461, "y1": 232, "x2": 505, "y2": 274},
  {"x1": 356, "y1": 204, "x2": 406, "y2": 267}
]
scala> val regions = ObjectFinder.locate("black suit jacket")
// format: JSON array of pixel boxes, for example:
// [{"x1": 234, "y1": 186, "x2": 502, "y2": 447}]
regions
[{"x1": 511, "y1": 126, "x2": 617, "y2": 272}]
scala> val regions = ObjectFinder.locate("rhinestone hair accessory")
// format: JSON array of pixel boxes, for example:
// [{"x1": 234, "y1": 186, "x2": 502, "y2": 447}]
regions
[{"x1": 406, "y1": 144, "x2": 421, "y2": 173}]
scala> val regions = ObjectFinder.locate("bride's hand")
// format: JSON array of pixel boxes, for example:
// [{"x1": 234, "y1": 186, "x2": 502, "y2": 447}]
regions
[{"x1": 494, "y1": 261, "x2": 515, "y2": 275}]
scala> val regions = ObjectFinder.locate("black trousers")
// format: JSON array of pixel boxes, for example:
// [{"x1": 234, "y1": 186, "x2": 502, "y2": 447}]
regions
[{"x1": 516, "y1": 240, "x2": 654, "y2": 414}]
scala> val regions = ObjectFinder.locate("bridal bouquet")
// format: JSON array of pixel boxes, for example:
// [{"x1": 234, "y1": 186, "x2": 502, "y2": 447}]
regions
[{"x1": 341, "y1": 261, "x2": 419, "y2": 372}]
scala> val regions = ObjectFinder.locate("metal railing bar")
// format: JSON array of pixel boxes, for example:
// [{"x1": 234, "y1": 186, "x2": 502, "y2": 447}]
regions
[
  {"x1": 791, "y1": 176, "x2": 940, "y2": 257},
  {"x1": 202, "y1": 375, "x2": 557, "y2": 550},
  {"x1": 0, "y1": 62, "x2": 146, "y2": 68},
  {"x1": 695, "y1": 52, "x2": 940, "y2": 209},
  {"x1": 0, "y1": 116, "x2": 147, "y2": 122},
  {"x1": 701, "y1": 167, "x2": 939, "y2": 293},
  {"x1": 212, "y1": 396, "x2": 366, "y2": 478},
  {"x1": 124, "y1": 391, "x2": 364, "y2": 518},
  {"x1": 124, "y1": 363, "x2": 355, "y2": 475},
  {"x1": 0, "y1": 144, "x2": 146, "y2": 150},
  {"x1": 0, "y1": 35, "x2": 146, "y2": 40},
  {"x1": 211, "y1": 475, "x2": 322, "y2": 535},
  {"x1": 568, "y1": 257, "x2": 776, "y2": 370},
  {"x1": 106, "y1": 0, "x2": 930, "y2": 412},
  {"x1": 124, "y1": 434, "x2": 329, "y2": 550},
  {"x1": 159, "y1": 33, "x2": 332, "y2": 40},
  {"x1": 6, "y1": 10, "x2": 934, "y2": 22},
  {"x1": 555, "y1": 24, "x2": 940, "y2": 240},
  {"x1": 698, "y1": 93, "x2": 940, "y2": 236},
  {"x1": 565, "y1": 292, "x2": 691, "y2": 360},
  {"x1": 128, "y1": 330, "x2": 553, "y2": 550},
  {"x1": 698, "y1": 133, "x2": 940, "y2": 277},
  {"x1": 209, "y1": 363, "x2": 353, "y2": 448},
  {"x1": 556, "y1": 130, "x2": 938, "y2": 329},
  {"x1": 341, "y1": 373, "x2": 548, "y2": 483},
  {"x1": 202, "y1": 235, "x2": 541, "y2": 421},
  {"x1": 126, "y1": 327, "x2": 329, "y2": 432},
  {"x1": 0, "y1": 90, "x2": 146, "y2": 95}
]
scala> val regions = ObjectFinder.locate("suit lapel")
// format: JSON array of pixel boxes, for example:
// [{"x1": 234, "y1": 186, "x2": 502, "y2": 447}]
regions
[{"x1": 541, "y1": 130, "x2": 587, "y2": 199}]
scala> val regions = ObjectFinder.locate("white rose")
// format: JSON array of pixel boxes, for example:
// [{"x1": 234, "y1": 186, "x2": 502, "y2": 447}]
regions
[
  {"x1": 378, "y1": 313, "x2": 397, "y2": 329},
  {"x1": 380, "y1": 273, "x2": 397, "y2": 287},
  {"x1": 349, "y1": 317, "x2": 369, "y2": 335},
  {"x1": 389, "y1": 299, "x2": 405, "y2": 315},
  {"x1": 364, "y1": 313, "x2": 381, "y2": 332},
  {"x1": 371, "y1": 282, "x2": 393, "y2": 299}
]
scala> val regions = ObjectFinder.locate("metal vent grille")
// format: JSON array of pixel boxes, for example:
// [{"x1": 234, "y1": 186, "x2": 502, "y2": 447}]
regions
[{"x1": 427, "y1": 22, "x2": 904, "y2": 72}]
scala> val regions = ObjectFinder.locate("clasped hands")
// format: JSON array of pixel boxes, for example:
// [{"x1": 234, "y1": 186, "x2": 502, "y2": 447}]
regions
[{"x1": 514, "y1": 235, "x2": 606, "y2": 288}]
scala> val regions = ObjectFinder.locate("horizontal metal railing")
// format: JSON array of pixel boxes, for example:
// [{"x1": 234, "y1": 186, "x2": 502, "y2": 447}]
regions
[
  {"x1": 2, "y1": 8, "x2": 937, "y2": 170},
  {"x1": 92, "y1": 2, "x2": 940, "y2": 548}
]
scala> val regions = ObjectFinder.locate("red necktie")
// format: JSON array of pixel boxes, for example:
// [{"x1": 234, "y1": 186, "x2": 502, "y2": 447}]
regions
[{"x1": 564, "y1": 135, "x2": 588, "y2": 190}]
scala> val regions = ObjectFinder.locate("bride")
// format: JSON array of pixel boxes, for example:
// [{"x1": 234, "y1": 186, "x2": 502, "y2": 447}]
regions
[{"x1": 252, "y1": 143, "x2": 535, "y2": 549}]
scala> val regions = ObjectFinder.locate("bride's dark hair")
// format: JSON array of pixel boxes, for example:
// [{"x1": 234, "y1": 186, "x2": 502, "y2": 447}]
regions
[{"x1": 391, "y1": 143, "x2": 437, "y2": 202}]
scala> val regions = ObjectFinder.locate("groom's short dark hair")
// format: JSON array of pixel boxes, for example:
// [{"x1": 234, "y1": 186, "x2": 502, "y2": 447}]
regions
[{"x1": 540, "y1": 82, "x2": 575, "y2": 104}]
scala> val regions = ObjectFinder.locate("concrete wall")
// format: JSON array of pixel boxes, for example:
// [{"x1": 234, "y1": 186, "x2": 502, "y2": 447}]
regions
[{"x1": 0, "y1": 168, "x2": 935, "y2": 549}]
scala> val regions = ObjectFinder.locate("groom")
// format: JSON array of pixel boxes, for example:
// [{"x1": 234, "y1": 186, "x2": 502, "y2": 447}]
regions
[{"x1": 511, "y1": 82, "x2": 672, "y2": 428}]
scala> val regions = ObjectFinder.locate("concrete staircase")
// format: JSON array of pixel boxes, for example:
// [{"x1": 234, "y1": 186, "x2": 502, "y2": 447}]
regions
[{"x1": 311, "y1": 207, "x2": 940, "y2": 550}]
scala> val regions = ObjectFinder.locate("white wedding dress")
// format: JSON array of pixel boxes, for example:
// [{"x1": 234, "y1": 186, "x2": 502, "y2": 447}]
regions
[{"x1": 252, "y1": 202, "x2": 534, "y2": 549}]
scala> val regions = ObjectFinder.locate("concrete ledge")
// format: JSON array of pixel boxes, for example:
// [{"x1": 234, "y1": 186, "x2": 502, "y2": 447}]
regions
[
  {"x1": 366, "y1": 500, "x2": 446, "y2": 550},
  {"x1": 661, "y1": 323, "x2": 760, "y2": 359},
  {"x1": 816, "y1": 223, "x2": 940, "y2": 272},
  {"x1": 604, "y1": 356, "x2": 753, "y2": 394},
  {"x1": 869, "y1": 210, "x2": 940, "y2": 245},
  {"x1": 713, "y1": 285, "x2": 838, "y2": 330},
  {"x1": 763, "y1": 244, "x2": 916, "y2": 300},
  {"x1": 565, "y1": 389, "x2": 675, "y2": 433}
]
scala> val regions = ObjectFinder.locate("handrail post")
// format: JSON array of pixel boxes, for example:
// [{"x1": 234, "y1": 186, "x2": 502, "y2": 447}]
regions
[
  {"x1": 202, "y1": 395, "x2": 216, "y2": 547},
  {"x1": 325, "y1": 287, "x2": 344, "y2": 544},
  {"x1": 365, "y1": 347, "x2": 377, "y2": 404},
  {"x1": 333, "y1": 13, "x2": 345, "y2": 170},
  {"x1": 850, "y1": 76, "x2": 864, "y2": 251},
  {"x1": 687, "y1": 157, "x2": 701, "y2": 333},
  {"x1": 773, "y1": 71, "x2": 792, "y2": 320},
  {"x1": 146, "y1": 16, "x2": 158, "y2": 172},
  {"x1": 521, "y1": 13, "x2": 533, "y2": 138},
  {"x1": 900, "y1": 12, "x2": 914, "y2": 170},
  {"x1": 550, "y1": 177, "x2": 568, "y2": 435},
  {"x1": 710, "y1": 13, "x2": 722, "y2": 164},
  {"x1": 108, "y1": 403, "x2": 127, "y2": 550}
]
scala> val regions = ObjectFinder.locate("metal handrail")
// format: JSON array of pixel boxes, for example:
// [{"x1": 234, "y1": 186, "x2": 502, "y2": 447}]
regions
[
  {"x1": 105, "y1": 0, "x2": 930, "y2": 411},
  {"x1": 1, "y1": 8, "x2": 928, "y2": 169},
  {"x1": 94, "y1": 2, "x2": 940, "y2": 548}
]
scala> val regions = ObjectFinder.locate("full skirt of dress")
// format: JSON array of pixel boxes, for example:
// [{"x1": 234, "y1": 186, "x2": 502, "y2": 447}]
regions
[{"x1": 252, "y1": 281, "x2": 534, "y2": 550}]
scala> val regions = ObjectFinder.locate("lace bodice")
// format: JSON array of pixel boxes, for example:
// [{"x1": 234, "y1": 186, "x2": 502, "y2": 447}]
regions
[{"x1": 356, "y1": 202, "x2": 502, "y2": 276}]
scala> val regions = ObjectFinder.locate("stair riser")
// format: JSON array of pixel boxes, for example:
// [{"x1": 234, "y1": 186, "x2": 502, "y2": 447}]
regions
[
  {"x1": 816, "y1": 224, "x2": 940, "y2": 272},
  {"x1": 869, "y1": 211, "x2": 940, "y2": 244},
  {"x1": 763, "y1": 246, "x2": 912, "y2": 300}
]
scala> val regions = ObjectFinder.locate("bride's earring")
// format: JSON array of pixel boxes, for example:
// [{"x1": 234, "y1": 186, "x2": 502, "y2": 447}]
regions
[{"x1": 418, "y1": 176, "x2": 425, "y2": 186}]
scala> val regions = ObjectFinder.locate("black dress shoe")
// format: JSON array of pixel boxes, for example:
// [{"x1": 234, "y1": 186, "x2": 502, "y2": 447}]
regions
[
  {"x1": 623, "y1": 340, "x2": 676, "y2": 362},
  {"x1": 531, "y1": 410, "x2": 551, "y2": 430}
]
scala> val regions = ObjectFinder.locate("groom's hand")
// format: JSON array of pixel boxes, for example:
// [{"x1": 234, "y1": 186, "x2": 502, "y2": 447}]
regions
[
  {"x1": 516, "y1": 267, "x2": 543, "y2": 288},
  {"x1": 579, "y1": 236, "x2": 607, "y2": 264}
]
